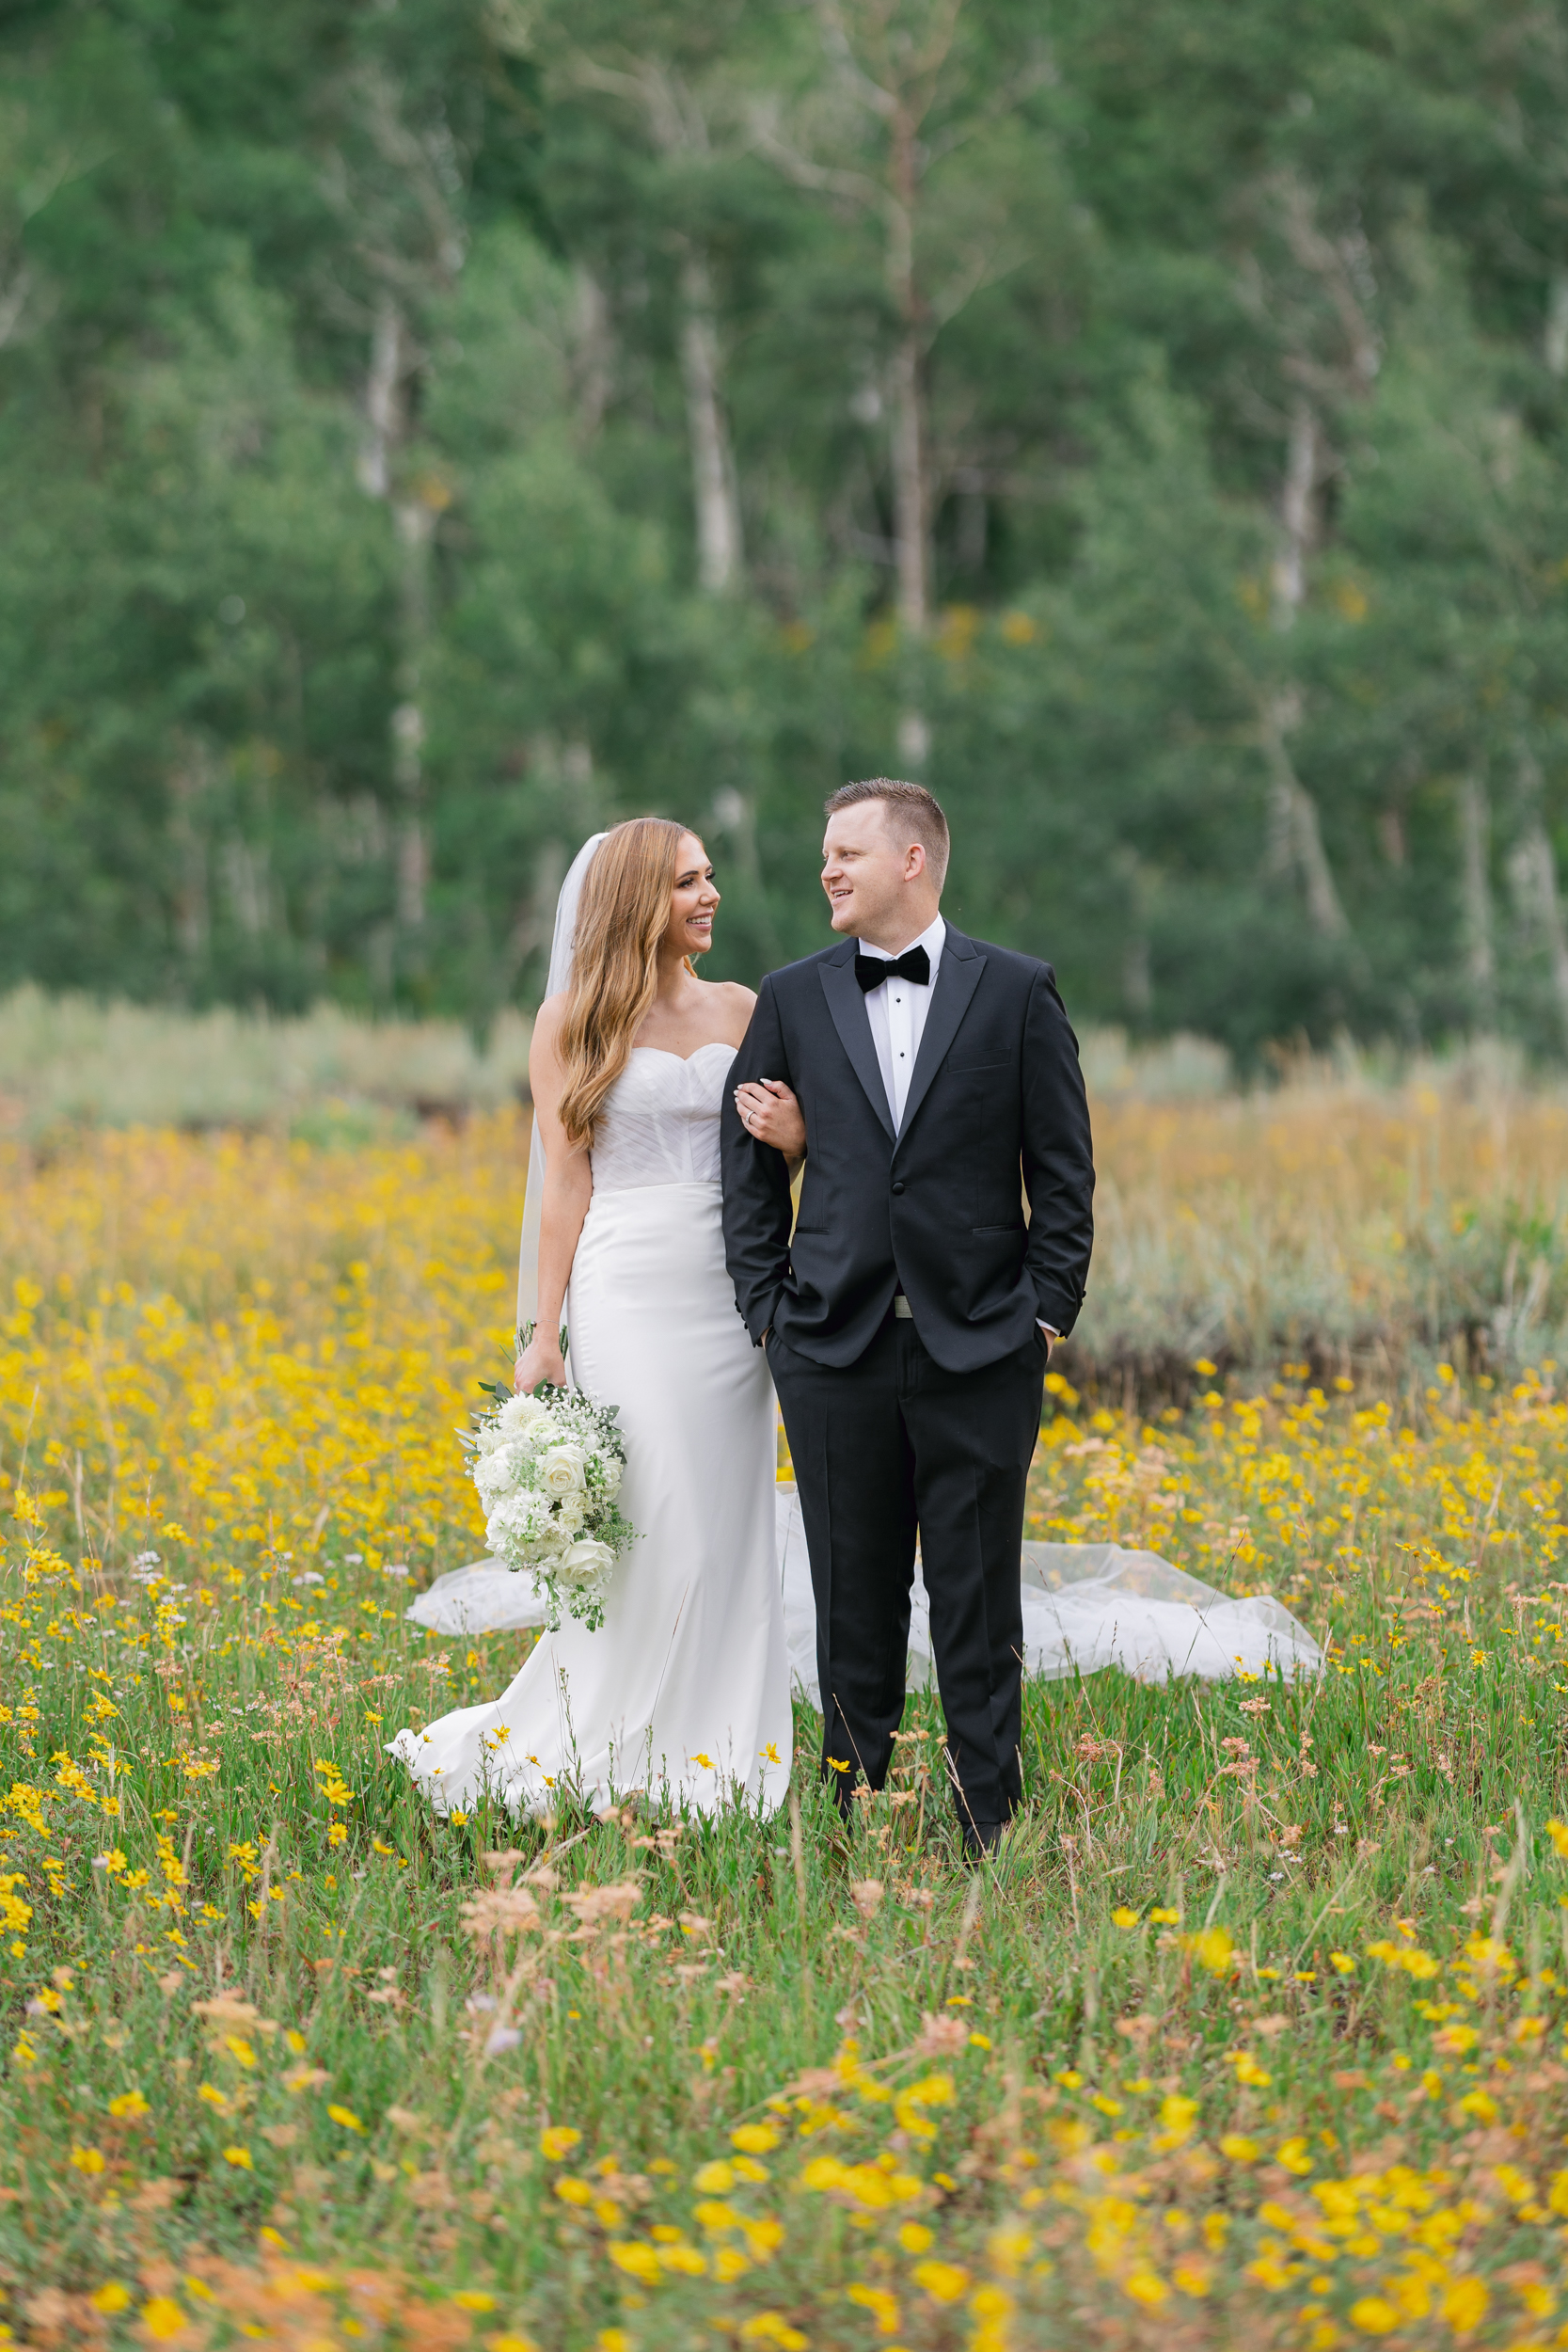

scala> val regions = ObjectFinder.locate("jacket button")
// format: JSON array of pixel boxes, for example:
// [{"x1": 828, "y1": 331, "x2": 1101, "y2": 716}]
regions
[{"x1": 891, "y1": 1180, "x2": 906, "y2": 1195}]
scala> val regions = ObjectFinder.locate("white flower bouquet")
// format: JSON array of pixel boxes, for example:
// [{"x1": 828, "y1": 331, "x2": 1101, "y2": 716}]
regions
[{"x1": 460, "y1": 1339, "x2": 635, "y2": 1632}]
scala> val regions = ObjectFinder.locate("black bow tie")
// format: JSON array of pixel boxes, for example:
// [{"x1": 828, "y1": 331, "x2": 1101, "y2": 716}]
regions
[{"x1": 854, "y1": 944, "x2": 931, "y2": 993}]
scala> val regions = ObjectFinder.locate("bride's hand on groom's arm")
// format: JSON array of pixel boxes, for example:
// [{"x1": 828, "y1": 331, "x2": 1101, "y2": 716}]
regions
[{"x1": 734, "y1": 1079, "x2": 806, "y2": 1163}]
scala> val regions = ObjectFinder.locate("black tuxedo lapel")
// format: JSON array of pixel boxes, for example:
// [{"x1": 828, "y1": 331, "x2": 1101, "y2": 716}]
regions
[
  {"x1": 819, "y1": 945, "x2": 896, "y2": 1143},
  {"x1": 897, "y1": 930, "x2": 985, "y2": 1142}
]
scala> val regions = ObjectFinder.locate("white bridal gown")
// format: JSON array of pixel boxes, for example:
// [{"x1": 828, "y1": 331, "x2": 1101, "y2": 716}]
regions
[{"x1": 388, "y1": 1042, "x2": 792, "y2": 1818}]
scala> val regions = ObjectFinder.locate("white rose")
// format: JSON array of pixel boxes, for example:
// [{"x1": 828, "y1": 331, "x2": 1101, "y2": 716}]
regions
[
  {"x1": 594, "y1": 1454, "x2": 622, "y2": 1502},
  {"x1": 557, "y1": 1537, "x2": 614, "y2": 1587},
  {"x1": 540, "y1": 1443, "x2": 588, "y2": 1497},
  {"x1": 473, "y1": 1443, "x2": 526, "y2": 1509},
  {"x1": 497, "y1": 1391, "x2": 549, "y2": 1438},
  {"x1": 556, "y1": 1492, "x2": 587, "y2": 1534}
]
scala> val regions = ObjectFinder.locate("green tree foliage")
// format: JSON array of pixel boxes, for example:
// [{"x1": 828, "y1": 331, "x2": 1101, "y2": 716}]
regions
[{"x1": 3, "y1": 0, "x2": 1568, "y2": 1057}]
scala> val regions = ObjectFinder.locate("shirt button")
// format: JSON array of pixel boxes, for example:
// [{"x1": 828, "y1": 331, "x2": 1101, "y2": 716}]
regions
[{"x1": 892, "y1": 1181, "x2": 906, "y2": 1196}]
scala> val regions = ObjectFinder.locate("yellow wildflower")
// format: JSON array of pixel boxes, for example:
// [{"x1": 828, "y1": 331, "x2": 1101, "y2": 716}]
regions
[{"x1": 911, "y1": 2260, "x2": 970, "y2": 2304}]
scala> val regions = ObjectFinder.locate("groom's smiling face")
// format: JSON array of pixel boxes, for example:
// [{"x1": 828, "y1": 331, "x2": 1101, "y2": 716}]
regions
[{"x1": 821, "y1": 801, "x2": 935, "y2": 948}]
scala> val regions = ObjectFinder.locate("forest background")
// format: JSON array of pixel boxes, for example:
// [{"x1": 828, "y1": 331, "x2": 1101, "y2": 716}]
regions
[{"x1": 6, "y1": 0, "x2": 1568, "y2": 1064}]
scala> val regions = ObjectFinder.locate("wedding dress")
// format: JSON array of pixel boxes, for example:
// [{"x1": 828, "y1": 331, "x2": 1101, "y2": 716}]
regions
[{"x1": 388, "y1": 1039, "x2": 792, "y2": 1816}]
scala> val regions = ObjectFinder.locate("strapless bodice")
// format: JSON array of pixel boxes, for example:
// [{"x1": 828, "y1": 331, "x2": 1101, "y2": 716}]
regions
[{"x1": 589, "y1": 1042, "x2": 735, "y2": 1192}]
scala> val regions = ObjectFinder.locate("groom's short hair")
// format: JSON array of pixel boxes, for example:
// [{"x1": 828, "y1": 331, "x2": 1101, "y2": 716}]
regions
[{"x1": 825, "y1": 778, "x2": 950, "y2": 890}]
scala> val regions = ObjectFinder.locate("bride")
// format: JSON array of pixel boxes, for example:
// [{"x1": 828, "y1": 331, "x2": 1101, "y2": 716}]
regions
[{"x1": 388, "y1": 818, "x2": 798, "y2": 1817}]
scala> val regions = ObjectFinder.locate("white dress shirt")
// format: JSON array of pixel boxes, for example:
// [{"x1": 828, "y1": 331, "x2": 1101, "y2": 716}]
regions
[{"x1": 857, "y1": 912, "x2": 946, "y2": 1131}]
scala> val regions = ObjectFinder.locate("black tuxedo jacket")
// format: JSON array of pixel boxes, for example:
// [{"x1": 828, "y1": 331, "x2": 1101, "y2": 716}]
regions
[{"x1": 720, "y1": 926, "x2": 1094, "y2": 1375}]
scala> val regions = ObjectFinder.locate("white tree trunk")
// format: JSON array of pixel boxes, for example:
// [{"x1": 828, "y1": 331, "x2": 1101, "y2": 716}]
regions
[
  {"x1": 887, "y1": 98, "x2": 928, "y2": 770},
  {"x1": 355, "y1": 293, "x2": 434, "y2": 949},
  {"x1": 677, "y1": 246, "x2": 742, "y2": 595},
  {"x1": 221, "y1": 836, "x2": 271, "y2": 938},
  {"x1": 0, "y1": 263, "x2": 31, "y2": 353},
  {"x1": 1458, "y1": 775, "x2": 1495, "y2": 1009},
  {"x1": 391, "y1": 498, "x2": 436, "y2": 938},
  {"x1": 1264, "y1": 396, "x2": 1349, "y2": 934},
  {"x1": 896, "y1": 707, "x2": 931, "y2": 767},
  {"x1": 1270, "y1": 399, "x2": 1319, "y2": 628},
  {"x1": 503, "y1": 837, "x2": 569, "y2": 993},
  {"x1": 1546, "y1": 270, "x2": 1568, "y2": 378},
  {"x1": 1291, "y1": 771, "x2": 1350, "y2": 939},
  {"x1": 1261, "y1": 691, "x2": 1348, "y2": 936},
  {"x1": 1510, "y1": 820, "x2": 1568, "y2": 1050},
  {"x1": 357, "y1": 294, "x2": 404, "y2": 500},
  {"x1": 890, "y1": 322, "x2": 927, "y2": 637},
  {"x1": 570, "y1": 267, "x2": 613, "y2": 439}
]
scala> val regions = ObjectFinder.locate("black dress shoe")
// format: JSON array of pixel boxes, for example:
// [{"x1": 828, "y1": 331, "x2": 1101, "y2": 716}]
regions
[{"x1": 961, "y1": 1820, "x2": 1008, "y2": 1862}]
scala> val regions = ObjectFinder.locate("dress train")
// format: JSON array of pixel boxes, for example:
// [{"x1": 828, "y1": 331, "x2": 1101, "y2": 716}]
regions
[{"x1": 408, "y1": 1481, "x2": 1323, "y2": 1699}]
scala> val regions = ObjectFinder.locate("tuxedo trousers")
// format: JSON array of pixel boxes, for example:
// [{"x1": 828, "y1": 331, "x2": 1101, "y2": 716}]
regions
[{"x1": 768, "y1": 1313, "x2": 1048, "y2": 1834}]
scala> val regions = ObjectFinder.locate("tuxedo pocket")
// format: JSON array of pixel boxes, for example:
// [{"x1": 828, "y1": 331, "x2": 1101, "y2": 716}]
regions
[
  {"x1": 972, "y1": 1221, "x2": 1025, "y2": 1235},
  {"x1": 946, "y1": 1057, "x2": 1008, "y2": 1076}
]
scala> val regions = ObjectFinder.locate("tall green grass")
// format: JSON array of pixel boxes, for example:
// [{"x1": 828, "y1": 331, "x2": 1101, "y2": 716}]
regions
[{"x1": 0, "y1": 988, "x2": 532, "y2": 1141}]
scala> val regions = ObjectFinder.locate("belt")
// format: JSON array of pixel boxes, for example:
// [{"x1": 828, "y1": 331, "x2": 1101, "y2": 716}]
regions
[{"x1": 893, "y1": 1291, "x2": 913, "y2": 1320}]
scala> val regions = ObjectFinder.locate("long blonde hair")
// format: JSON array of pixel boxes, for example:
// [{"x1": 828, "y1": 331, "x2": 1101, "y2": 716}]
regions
[{"x1": 557, "y1": 818, "x2": 697, "y2": 1147}]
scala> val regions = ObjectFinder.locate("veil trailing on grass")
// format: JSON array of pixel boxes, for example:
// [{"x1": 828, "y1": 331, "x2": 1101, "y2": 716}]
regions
[{"x1": 413, "y1": 1483, "x2": 1323, "y2": 1689}]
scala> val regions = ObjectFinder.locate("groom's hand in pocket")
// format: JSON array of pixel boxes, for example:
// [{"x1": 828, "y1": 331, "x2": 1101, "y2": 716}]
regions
[{"x1": 734, "y1": 1078, "x2": 806, "y2": 1163}]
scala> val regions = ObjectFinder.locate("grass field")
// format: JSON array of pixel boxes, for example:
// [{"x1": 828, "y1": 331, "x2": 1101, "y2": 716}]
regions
[{"x1": 4, "y1": 1111, "x2": 1568, "y2": 2349}]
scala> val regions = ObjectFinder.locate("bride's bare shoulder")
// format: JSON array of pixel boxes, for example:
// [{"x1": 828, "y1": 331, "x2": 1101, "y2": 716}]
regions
[
  {"x1": 707, "y1": 978, "x2": 757, "y2": 1041},
  {"x1": 531, "y1": 993, "x2": 568, "y2": 1057},
  {"x1": 709, "y1": 979, "x2": 757, "y2": 1014}
]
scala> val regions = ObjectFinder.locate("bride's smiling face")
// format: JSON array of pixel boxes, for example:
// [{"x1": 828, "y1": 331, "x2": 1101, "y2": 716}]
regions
[{"x1": 667, "y1": 834, "x2": 719, "y2": 960}]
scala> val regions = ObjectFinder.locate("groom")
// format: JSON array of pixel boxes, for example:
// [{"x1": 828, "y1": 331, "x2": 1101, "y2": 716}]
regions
[{"x1": 721, "y1": 780, "x2": 1094, "y2": 1855}]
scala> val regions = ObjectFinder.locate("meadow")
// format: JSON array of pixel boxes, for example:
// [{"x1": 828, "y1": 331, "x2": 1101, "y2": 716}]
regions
[{"x1": 3, "y1": 1093, "x2": 1568, "y2": 2350}]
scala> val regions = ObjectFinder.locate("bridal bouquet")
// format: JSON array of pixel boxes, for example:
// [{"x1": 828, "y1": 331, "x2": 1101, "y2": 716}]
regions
[{"x1": 461, "y1": 1347, "x2": 635, "y2": 1632}]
